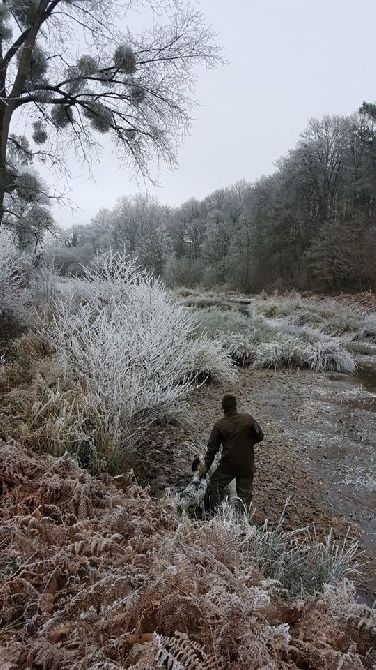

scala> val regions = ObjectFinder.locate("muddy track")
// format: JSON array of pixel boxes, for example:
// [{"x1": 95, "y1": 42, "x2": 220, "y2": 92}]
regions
[{"x1": 143, "y1": 367, "x2": 375, "y2": 605}]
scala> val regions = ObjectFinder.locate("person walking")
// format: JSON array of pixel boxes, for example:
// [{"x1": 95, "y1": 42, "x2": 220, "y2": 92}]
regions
[{"x1": 200, "y1": 394, "x2": 263, "y2": 513}]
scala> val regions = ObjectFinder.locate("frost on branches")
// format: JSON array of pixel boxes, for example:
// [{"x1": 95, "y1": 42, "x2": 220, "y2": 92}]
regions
[
  {"x1": 0, "y1": 0, "x2": 221, "y2": 236},
  {"x1": 0, "y1": 228, "x2": 29, "y2": 342},
  {"x1": 41, "y1": 251, "x2": 234, "y2": 460}
]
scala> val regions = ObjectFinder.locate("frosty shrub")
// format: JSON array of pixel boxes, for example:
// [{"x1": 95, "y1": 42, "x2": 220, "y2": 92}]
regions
[
  {"x1": 41, "y1": 252, "x2": 235, "y2": 458},
  {"x1": 0, "y1": 228, "x2": 29, "y2": 343},
  {"x1": 29, "y1": 259, "x2": 63, "y2": 315},
  {"x1": 0, "y1": 228, "x2": 22, "y2": 309}
]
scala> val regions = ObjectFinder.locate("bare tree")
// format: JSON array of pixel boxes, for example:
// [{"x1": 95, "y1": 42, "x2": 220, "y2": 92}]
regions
[
  {"x1": 49, "y1": 109, "x2": 376, "y2": 293},
  {"x1": 0, "y1": 0, "x2": 221, "y2": 231}
]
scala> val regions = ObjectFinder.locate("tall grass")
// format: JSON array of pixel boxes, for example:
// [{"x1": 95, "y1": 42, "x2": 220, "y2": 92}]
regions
[
  {"x1": 214, "y1": 502, "x2": 361, "y2": 598},
  {"x1": 254, "y1": 293, "x2": 376, "y2": 342},
  {"x1": 194, "y1": 305, "x2": 356, "y2": 372}
]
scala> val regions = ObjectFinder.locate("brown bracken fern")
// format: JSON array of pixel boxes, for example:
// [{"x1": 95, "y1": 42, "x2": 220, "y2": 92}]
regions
[
  {"x1": 155, "y1": 631, "x2": 221, "y2": 670},
  {"x1": 1, "y1": 442, "x2": 375, "y2": 670}
]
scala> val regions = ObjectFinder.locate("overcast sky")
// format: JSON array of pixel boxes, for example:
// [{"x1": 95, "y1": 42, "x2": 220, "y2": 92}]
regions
[{"x1": 48, "y1": 0, "x2": 376, "y2": 228}]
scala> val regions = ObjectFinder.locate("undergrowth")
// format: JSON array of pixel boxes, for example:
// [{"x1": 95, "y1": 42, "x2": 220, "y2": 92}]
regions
[
  {"x1": 194, "y1": 306, "x2": 356, "y2": 373},
  {"x1": 254, "y1": 293, "x2": 376, "y2": 344},
  {"x1": 0, "y1": 229, "x2": 30, "y2": 348},
  {"x1": 21, "y1": 253, "x2": 235, "y2": 471},
  {"x1": 1, "y1": 253, "x2": 236, "y2": 473},
  {"x1": 1, "y1": 444, "x2": 375, "y2": 670}
]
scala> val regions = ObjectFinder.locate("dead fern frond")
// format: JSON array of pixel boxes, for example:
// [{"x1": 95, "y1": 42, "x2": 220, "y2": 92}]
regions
[
  {"x1": 155, "y1": 631, "x2": 220, "y2": 670},
  {"x1": 1, "y1": 443, "x2": 374, "y2": 670}
]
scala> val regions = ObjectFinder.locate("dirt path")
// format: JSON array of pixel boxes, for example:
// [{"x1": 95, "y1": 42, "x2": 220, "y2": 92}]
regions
[{"x1": 144, "y1": 366, "x2": 376, "y2": 605}]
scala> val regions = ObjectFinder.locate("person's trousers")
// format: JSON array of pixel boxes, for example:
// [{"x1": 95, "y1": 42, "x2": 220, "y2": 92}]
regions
[{"x1": 204, "y1": 463, "x2": 253, "y2": 512}]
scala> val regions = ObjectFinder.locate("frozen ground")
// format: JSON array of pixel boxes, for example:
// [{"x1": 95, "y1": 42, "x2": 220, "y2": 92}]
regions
[
  {"x1": 187, "y1": 364, "x2": 376, "y2": 604},
  {"x1": 143, "y1": 362, "x2": 375, "y2": 603}
]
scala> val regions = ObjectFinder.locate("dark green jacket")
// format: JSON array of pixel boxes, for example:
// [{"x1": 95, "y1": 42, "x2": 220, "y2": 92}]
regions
[{"x1": 204, "y1": 411, "x2": 263, "y2": 476}]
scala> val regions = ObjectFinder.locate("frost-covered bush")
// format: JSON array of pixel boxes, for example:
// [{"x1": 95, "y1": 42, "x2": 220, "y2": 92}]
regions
[
  {"x1": 41, "y1": 252, "x2": 234, "y2": 454},
  {"x1": 0, "y1": 228, "x2": 29, "y2": 343},
  {"x1": 357, "y1": 312, "x2": 376, "y2": 343},
  {"x1": 0, "y1": 229, "x2": 22, "y2": 308},
  {"x1": 28, "y1": 259, "x2": 90, "y2": 320}
]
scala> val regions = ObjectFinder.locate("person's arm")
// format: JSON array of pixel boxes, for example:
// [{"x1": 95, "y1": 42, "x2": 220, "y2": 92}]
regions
[
  {"x1": 252, "y1": 419, "x2": 264, "y2": 444},
  {"x1": 204, "y1": 423, "x2": 222, "y2": 470}
]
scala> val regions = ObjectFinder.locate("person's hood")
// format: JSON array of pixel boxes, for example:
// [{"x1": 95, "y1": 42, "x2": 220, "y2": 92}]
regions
[{"x1": 223, "y1": 408, "x2": 238, "y2": 417}]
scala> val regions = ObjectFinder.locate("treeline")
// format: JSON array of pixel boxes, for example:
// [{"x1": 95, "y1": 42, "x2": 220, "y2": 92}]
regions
[{"x1": 51, "y1": 109, "x2": 376, "y2": 292}]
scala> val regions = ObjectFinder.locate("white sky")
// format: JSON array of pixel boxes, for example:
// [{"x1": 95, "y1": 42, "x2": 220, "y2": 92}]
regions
[{"x1": 44, "y1": 0, "x2": 376, "y2": 228}]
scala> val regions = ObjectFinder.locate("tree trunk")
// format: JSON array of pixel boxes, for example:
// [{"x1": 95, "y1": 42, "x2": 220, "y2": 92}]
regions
[
  {"x1": 0, "y1": 0, "x2": 53, "y2": 226},
  {"x1": 0, "y1": 106, "x2": 10, "y2": 227}
]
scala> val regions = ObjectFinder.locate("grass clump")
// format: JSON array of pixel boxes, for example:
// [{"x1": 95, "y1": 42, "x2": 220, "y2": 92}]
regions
[
  {"x1": 179, "y1": 290, "x2": 232, "y2": 310},
  {"x1": 256, "y1": 292, "x2": 303, "y2": 319},
  {"x1": 254, "y1": 292, "x2": 376, "y2": 348},
  {"x1": 215, "y1": 502, "x2": 362, "y2": 599},
  {"x1": 356, "y1": 313, "x2": 376, "y2": 343},
  {"x1": 194, "y1": 306, "x2": 355, "y2": 373},
  {"x1": 251, "y1": 524, "x2": 361, "y2": 598},
  {"x1": 254, "y1": 330, "x2": 355, "y2": 373},
  {"x1": 193, "y1": 306, "x2": 274, "y2": 365}
]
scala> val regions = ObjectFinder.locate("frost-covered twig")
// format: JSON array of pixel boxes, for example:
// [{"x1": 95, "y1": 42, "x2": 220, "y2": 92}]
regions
[{"x1": 39, "y1": 251, "x2": 235, "y2": 458}]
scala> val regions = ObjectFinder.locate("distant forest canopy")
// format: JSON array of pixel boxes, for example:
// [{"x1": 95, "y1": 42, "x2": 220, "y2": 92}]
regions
[{"x1": 51, "y1": 109, "x2": 376, "y2": 293}]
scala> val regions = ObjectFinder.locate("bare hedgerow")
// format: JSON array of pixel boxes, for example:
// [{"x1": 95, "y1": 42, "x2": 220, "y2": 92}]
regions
[{"x1": 38, "y1": 251, "x2": 235, "y2": 465}]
